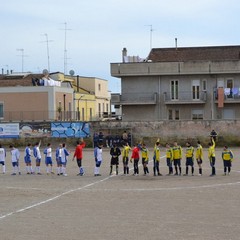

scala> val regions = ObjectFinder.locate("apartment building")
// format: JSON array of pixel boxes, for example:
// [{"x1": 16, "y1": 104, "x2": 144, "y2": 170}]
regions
[{"x1": 111, "y1": 45, "x2": 240, "y2": 121}]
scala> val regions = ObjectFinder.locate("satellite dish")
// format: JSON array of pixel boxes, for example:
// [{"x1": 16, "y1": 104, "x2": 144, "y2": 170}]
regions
[
  {"x1": 69, "y1": 70, "x2": 75, "y2": 76},
  {"x1": 42, "y1": 69, "x2": 49, "y2": 75}
]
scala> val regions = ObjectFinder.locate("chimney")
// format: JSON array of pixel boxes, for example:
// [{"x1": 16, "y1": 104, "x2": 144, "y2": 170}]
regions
[
  {"x1": 122, "y1": 48, "x2": 127, "y2": 62},
  {"x1": 1, "y1": 68, "x2": 3, "y2": 75},
  {"x1": 175, "y1": 38, "x2": 178, "y2": 50},
  {"x1": 77, "y1": 75, "x2": 80, "y2": 92}
]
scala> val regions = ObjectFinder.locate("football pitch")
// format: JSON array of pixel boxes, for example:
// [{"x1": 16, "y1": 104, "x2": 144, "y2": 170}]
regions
[{"x1": 0, "y1": 147, "x2": 240, "y2": 240}]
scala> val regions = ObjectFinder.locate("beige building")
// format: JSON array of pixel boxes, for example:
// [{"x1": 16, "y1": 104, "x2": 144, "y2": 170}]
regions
[
  {"x1": 0, "y1": 73, "x2": 73, "y2": 121},
  {"x1": 76, "y1": 76, "x2": 111, "y2": 119}
]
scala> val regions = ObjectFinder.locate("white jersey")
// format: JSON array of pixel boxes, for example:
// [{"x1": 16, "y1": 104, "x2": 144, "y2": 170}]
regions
[
  {"x1": 36, "y1": 146, "x2": 41, "y2": 159},
  {"x1": 47, "y1": 147, "x2": 52, "y2": 157},
  {"x1": 0, "y1": 148, "x2": 6, "y2": 162},
  {"x1": 11, "y1": 148, "x2": 20, "y2": 162},
  {"x1": 95, "y1": 147, "x2": 103, "y2": 162}
]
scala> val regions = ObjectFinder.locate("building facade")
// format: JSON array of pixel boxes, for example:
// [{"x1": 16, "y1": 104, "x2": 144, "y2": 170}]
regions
[{"x1": 111, "y1": 46, "x2": 240, "y2": 121}]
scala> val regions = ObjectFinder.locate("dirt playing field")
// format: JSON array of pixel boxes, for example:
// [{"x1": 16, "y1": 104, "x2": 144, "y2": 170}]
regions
[{"x1": 0, "y1": 146, "x2": 240, "y2": 240}]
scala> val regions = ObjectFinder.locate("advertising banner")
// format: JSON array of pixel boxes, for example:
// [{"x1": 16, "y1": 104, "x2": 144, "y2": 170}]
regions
[{"x1": 0, "y1": 123, "x2": 19, "y2": 138}]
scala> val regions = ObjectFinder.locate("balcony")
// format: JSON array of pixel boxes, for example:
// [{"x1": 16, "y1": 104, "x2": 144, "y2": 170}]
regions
[
  {"x1": 164, "y1": 91, "x2": 207, "y2": 104},
  {"x1": 214, "y1": 88, "x2": 240, "y2": 104},
  {"x1": 111, "y1": 92, "x2": 157, "y2": 105}
]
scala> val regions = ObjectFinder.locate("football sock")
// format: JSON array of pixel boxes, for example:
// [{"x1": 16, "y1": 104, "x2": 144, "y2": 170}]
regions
[
  {"x1": 192, "y1": 167, "x2": 194, "y2": 175},
  {"x1": 2, "y1": 165, "x2": 6, "y2": 173},
  {"x1": 186, "y1": 166, "x2": 189, "y2": 175}
]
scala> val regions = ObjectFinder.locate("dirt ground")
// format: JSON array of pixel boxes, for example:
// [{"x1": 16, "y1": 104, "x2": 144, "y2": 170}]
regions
[{"x1": 0, "y1": 146, "x2": 240, "y2": 240}]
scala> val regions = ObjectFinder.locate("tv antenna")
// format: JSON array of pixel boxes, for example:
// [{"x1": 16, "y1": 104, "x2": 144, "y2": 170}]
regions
[
  {"x1": 146, "y1": 25, "x2": 155, "y2": 50},
  {"x1": 16, "y1": 48, "x2": 28, "y2": 72},
  {"x1": 41, "y1": 34, "x2": 53, "y2": 72},
  {"x1": 60, "y1": 22, "x2": 71, "y2": 75}
]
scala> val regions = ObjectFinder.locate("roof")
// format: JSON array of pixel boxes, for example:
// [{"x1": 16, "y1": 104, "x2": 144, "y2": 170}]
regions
[{"x1": 147, "y1": 45, "x2": 240, "y2": 62}]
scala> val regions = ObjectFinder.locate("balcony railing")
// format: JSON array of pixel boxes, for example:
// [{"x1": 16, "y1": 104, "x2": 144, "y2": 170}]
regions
[
  {"x1": 111, "y1": 92, "x2": 157, "y2": 105},
  {"x1": 164, "y1": 91, "x2": 207, "y2": 104}
]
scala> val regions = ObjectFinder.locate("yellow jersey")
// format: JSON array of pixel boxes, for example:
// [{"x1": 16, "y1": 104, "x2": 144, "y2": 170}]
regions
[
  {"x1": 172, "y1": 145, "x2": 182, "y2": 160},
  {"x1": 222, "y1": 150, "x2": 233, "y2": 161},
  {"x1": 154, "y1": 146, "x2": 160, "y2": 161},
  {"x1": 196, "y1": 144, "x2": 203, "y2": 160},
  {"x1": 122, "y1": 145, "x2": 131, "y2": 159},
  {"x1": 208, "y1": 139, "x2": 215, "y2": 158},
  {"x1": 166, "y1": 148, "x2": 173, "y2": 161},
  {"x1": 186, "y1": 146, "x2": 194, "y2": 158},
  {"x1": 141, "y1": 147, "x2": 149, "y2": 160}
]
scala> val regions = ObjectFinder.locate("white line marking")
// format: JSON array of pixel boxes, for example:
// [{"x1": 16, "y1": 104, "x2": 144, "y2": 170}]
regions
[
  {"x1": 82, "y1": 181, "x2": 240, "y2": 192},
  {"x1": 0, "y1": 175, "x2": 113, "y2": 220}
]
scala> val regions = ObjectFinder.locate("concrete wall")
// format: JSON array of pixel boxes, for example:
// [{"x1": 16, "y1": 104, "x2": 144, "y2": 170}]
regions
[{"x1": 91, "y1": 120, "x2": 240, "y2": 146}]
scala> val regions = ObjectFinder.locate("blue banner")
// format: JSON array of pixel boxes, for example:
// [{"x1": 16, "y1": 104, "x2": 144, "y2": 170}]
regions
[
  {"x1": 51, "y1": 122, "x2": 90, "y2": 138},
  {"x1": 0, "y1": 123, "x2": 19, "y2": 138}
]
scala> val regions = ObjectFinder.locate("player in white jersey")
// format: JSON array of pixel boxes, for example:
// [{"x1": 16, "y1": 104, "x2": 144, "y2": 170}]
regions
[
  {"x1": 33, "y1": 141, "x2": 42, "y2": 175},
  {"x1": 94, "y1": 142, "x2": 103, "y2": 176},
  {"x1": 24, "y1": 143, "x2": 33, "y2": 174},
  {"x1": 44, "y1": 143, "x2": 54, "y2": 175},
  {"x1": 10, "y1": 145, "x2": 21, "y2": 175},
  {"x1": 0, "y1": 144, "x2": 6, "y2": 174},
  {"x1": 56, "y1": 144, "x2": 63, "y2": 175},
  {"x1": 61, "y1": 143, "x2": 70, "y2": 176}
]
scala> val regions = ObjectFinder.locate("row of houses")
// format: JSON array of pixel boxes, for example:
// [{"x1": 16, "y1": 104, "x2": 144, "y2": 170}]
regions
[
  {"x1": 0, "y1": 71, "x2": 111, "y2": 122},
  {"x1": 111, "y1": 45, "x2": 240, "y2": 121}
]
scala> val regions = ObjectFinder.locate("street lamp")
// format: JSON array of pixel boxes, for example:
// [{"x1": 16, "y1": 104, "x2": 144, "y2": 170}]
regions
[{"x1": 74, "y1": 95, "x2": 85, "y2": 121}]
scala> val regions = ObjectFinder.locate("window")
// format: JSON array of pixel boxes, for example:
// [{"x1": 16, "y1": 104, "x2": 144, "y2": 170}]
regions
[
  {"x1": 98, "y1": 103, "x2": 101, "y2": 117},
  {"x1": 168, "y1": 109, "x2": 173, "y2": 120},
  {"x1": 168, "y1": 109, "x2": 179, "y2": 120},
  {"x1": 106, "y1": 103, "x2": 109, "y2": 113},
  {"x1": 175, "y1": 110, "x2": 179, "y2": 120},
  {"x1": 192, "y1": 80, "x2": 200, "y2": 100},
  {"x1": 102, "y1": 103, "x2": 105, "y2": 113},
  {"x1": 226, "y1": 79, "x2": 233, "y2": 98},
  {"x1": 223, "y1": 109, "x2": 235, "y2": 119},
  {"x1": 90, "y1": 108, "x2": 93, "y2": 120},
  {"x1": 0, "y1": 103, "x2": 3, "y2": 118},
  {"x1": 192, "y1": 109, "x2": 203, "y2": 120},
  {"x1": 98, "y1": 84, "x2": 101, "y2": 91},
  {"x1": 202, "y1": 80, "x2": 207, "y2": 91},
  {"x1": 171, "y1": 80, "x2": 178, "y2": 100}
]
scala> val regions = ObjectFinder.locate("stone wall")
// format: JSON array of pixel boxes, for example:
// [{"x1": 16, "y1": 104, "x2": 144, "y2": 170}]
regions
[{"x1": 91, "y1": 120, "x2": 240, "y2": 147}]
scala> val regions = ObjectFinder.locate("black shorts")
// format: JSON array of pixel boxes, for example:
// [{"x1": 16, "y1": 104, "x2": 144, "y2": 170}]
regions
[
  {"x1": 223, "y1": 160, "x2": 232, "y2": 167},
  {"x1": 186, "y1": 157, "x2": 194, "y2": 166},
  {"x1": 173, "y1": 159, "x2": 181, "y2": 166},
  {"x1": 166, "y1": 158, "x2": 172, "y2": 167},
  {"x1": 111, "y1": 157, "x2": 119, "y2": 165},
  {"x1": 142, "y1": 158, "x2": 148, "y2": 165}
]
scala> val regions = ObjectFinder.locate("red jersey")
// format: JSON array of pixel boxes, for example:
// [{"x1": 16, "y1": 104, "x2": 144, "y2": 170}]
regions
[
  {"x1": 131, "y1": 147, "x2": 140, "y2": 159},
  {"x1": 73, "y1": 142, "x2": 86, "y2": 159}
]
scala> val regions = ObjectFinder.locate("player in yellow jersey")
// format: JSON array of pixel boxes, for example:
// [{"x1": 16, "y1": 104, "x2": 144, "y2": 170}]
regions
[
  {"x1": 153, "y1": 141, "x2": 162, "y2": 176},
  {"x1": 172, "y1": 141, "x2": 182, "y2": 175},
  {"x1": 166, "y1": 143, "x2": 173, "y2": 175},
  {"x1": 222, "y1": 146, "x2": 233, "y2": 175},
  {"x1": 184, "y1": 142, "x2": 194, "y2": 176},
  {"x1": 208, "y1": 137, "x2": 216, "y2": 176},
  {"x1": 196, "y1": 141, "x2": 203, "y2": 175},
  {"x1": 122, "y1": 142, "x2": 131, "y2": 175},
  {"x1": 141, "y1": 143, "x2": 149, "y2": 175}
]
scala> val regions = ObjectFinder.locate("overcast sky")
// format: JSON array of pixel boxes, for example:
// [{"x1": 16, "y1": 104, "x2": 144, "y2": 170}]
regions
[{"x1": 1, "y1": 0, "x2": 240, "y2": 93}]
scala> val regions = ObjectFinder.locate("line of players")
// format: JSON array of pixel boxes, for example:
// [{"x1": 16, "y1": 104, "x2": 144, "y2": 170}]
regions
[
  {"x1": 0, "y1": 137, "x2": 234, "y2": 177},
  {"x1": 0, "y1": 142, "x2": 73, "y2": 176},
  {"x1": 109, "y1": 137, "x2": 234, "y2": 177}
]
